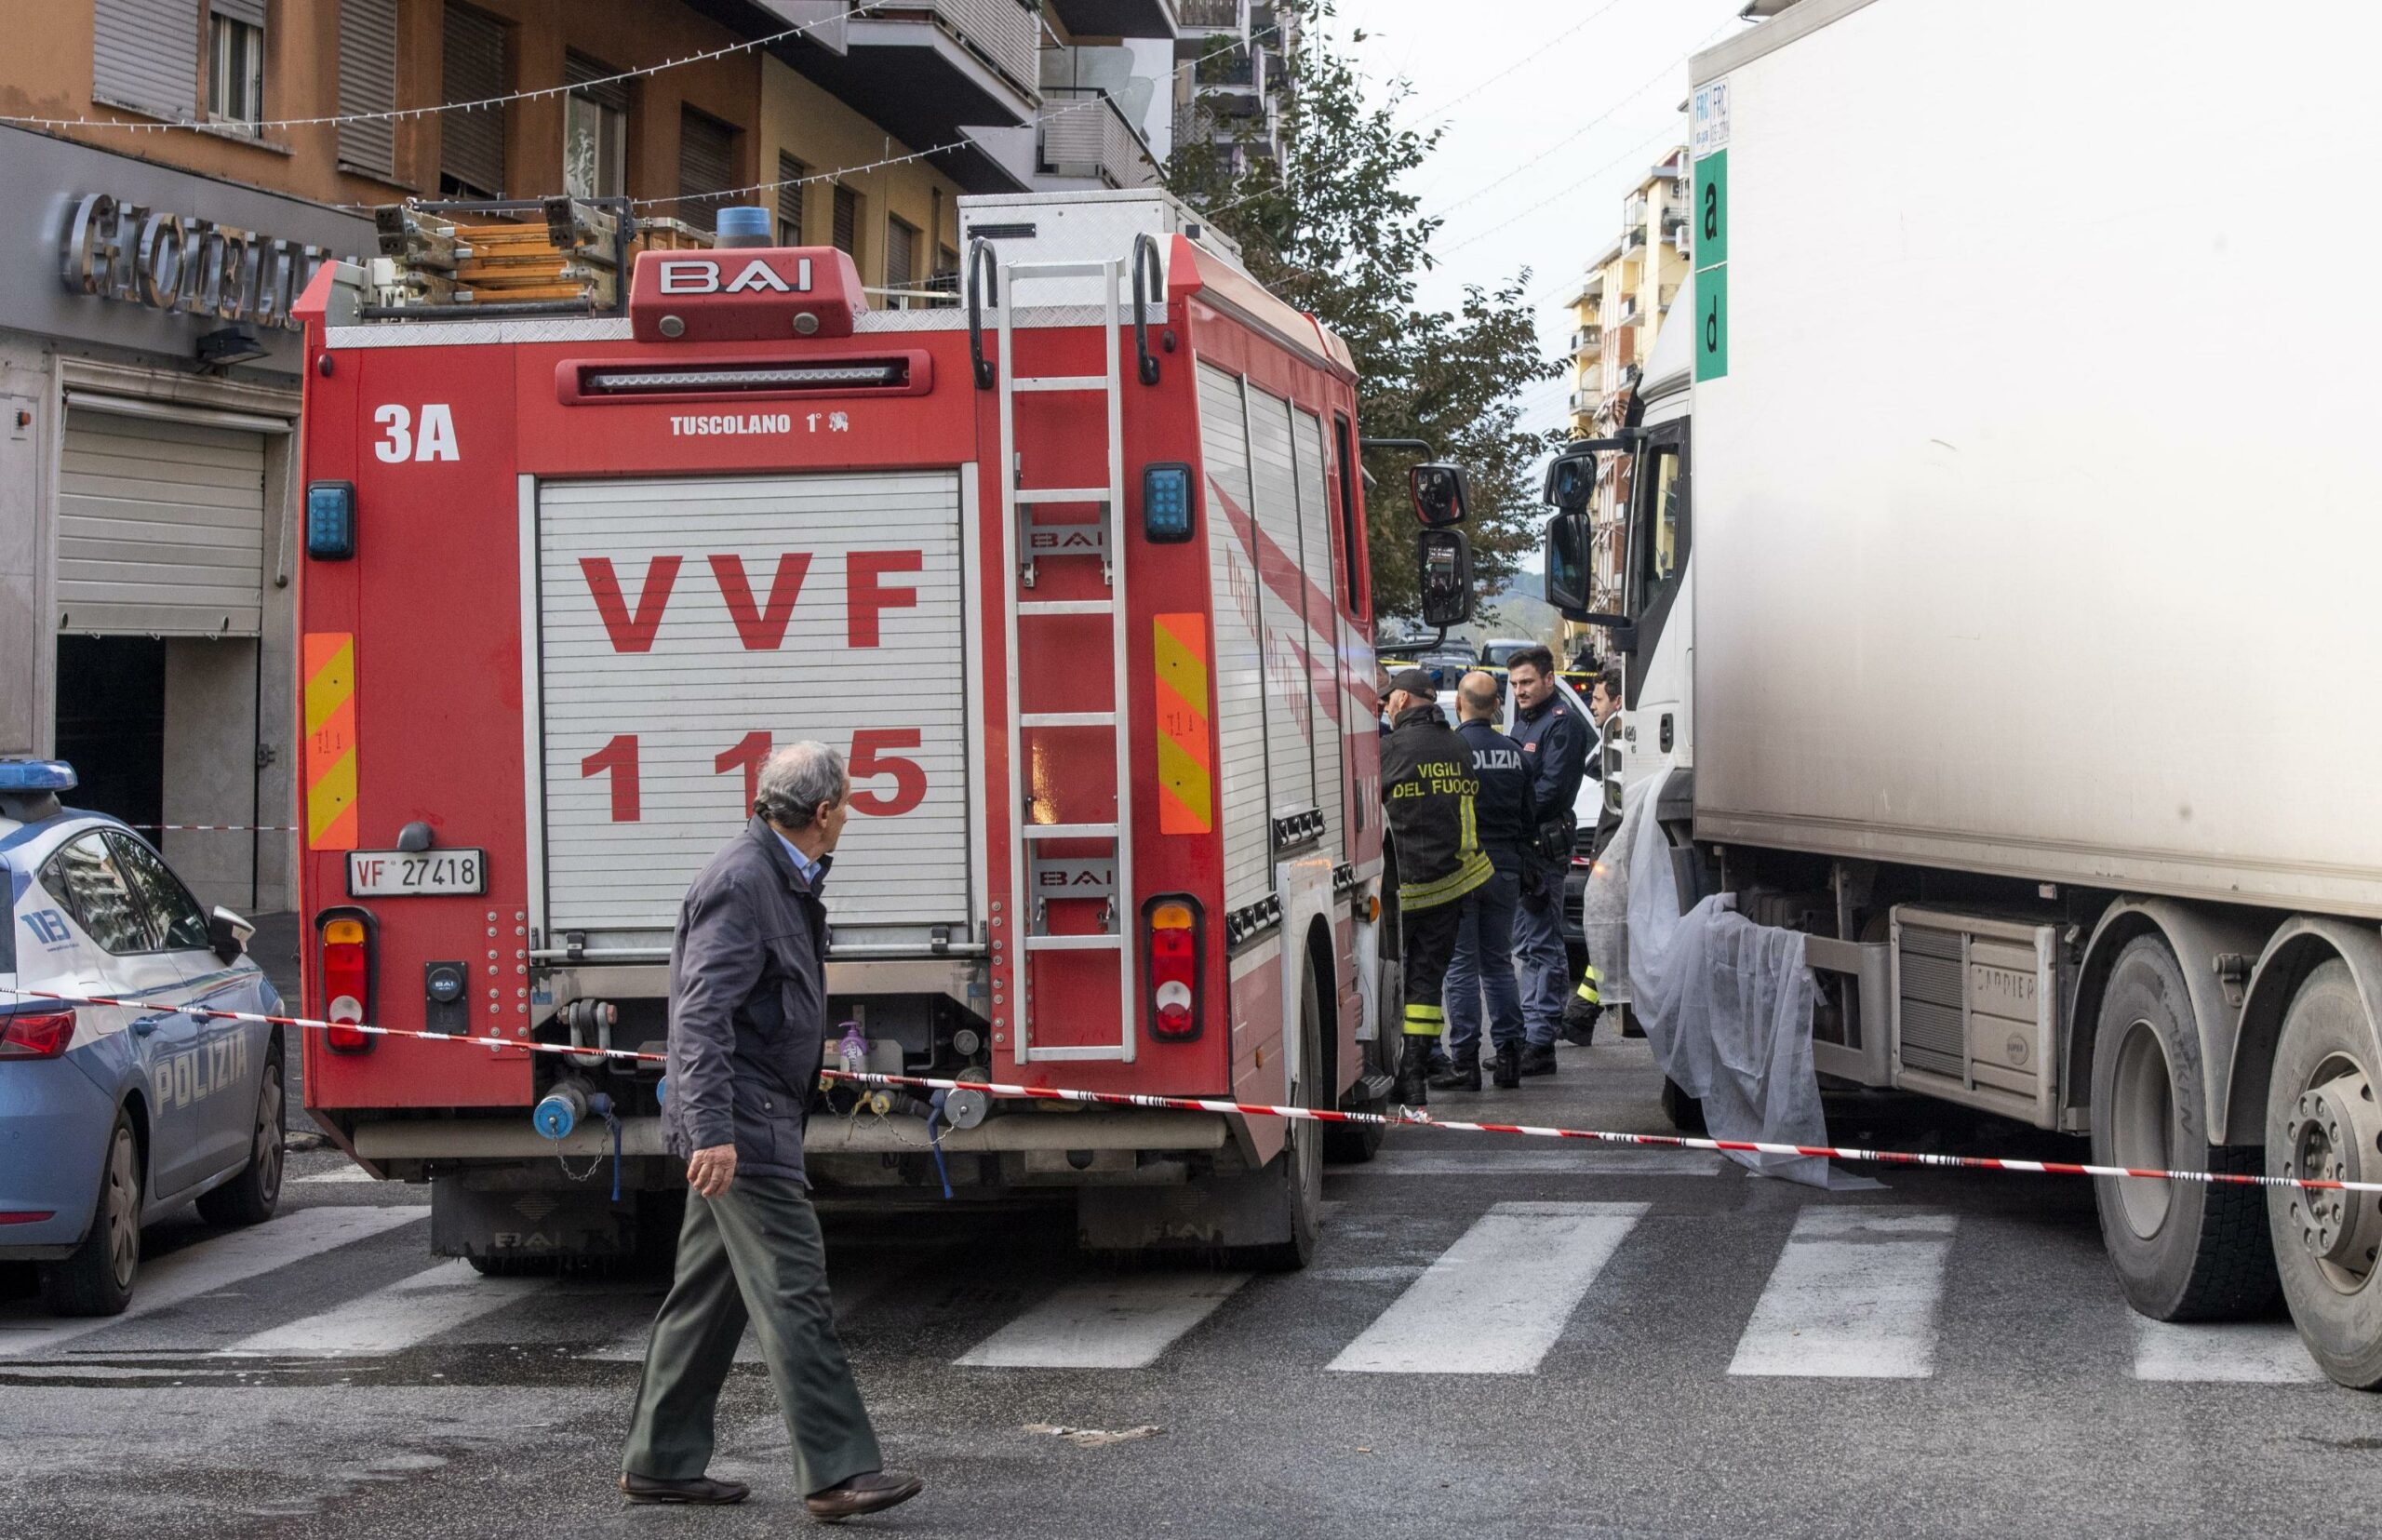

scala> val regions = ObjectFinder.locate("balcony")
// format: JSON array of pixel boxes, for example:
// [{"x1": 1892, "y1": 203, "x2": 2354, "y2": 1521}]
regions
[
  {"x1": 1044, "y1": 0, "x2": 1181, "y2": 40},
  {"x1": 1572, "y1": 326, "x2": 1602, "y2": 356},
  {"x1": 1037, "y1": 87, "x2": 1159, "y2": 189},
  {"x1": 1624, "y1": 222, "x2": 1648, "y2": 250},
  {"x1": 781, "y1": 1, "x2": 1044, "y2": 191},
  {"x1": 1569, "y1": 388, "x2": 1599, "y2": 415},
  {"x1": 1618, "y1": 295, "x2": 1640, "y2": 325},
  {"x1": 1174, "y1": 0, "x2": 1247, "y2": 56}
]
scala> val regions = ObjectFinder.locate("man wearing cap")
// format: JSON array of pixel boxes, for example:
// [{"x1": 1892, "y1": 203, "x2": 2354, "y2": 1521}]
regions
[{"x1": 1379, "y1": 667, "x2": 1494, "y2": 1105}]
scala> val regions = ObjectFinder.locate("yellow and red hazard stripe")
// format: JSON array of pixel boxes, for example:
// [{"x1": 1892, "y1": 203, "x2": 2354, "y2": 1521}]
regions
[
  {"x1": 1152, "y1": 612, "x2": 1213, "y2": 835},
  {"x1": 302, "y1": 632, "x2": 358, "y2": 850}
]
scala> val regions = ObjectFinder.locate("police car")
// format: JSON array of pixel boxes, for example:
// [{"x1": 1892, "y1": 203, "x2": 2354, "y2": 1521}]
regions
[{"x1": 1, "y1": 761, "x2": 284, "y2": 1315}]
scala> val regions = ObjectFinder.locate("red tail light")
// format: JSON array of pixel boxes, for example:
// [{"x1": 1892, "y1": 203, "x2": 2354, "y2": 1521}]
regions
[
  {"x1": 0, "y1": 1009, "x2": 75, "y2": 1060},
  {"x1": 318, "y1": 910, "x2": 374, "y2": 1052},
  {"x1": 1144, "y1": 896, "x2": 1204, "y2": 1042}
]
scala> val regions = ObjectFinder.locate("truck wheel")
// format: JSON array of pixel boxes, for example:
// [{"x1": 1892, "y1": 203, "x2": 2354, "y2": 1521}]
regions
[
  {"x1": 198, "y1": 1057, "x2": 285, "y2": 1227},
  {"x1": 1323, "y1": 956, "x2": 1395, "y2": 1164},
  {"x1": 2266, "y1": 959, "x2": 2382, "y2": 1388},
  {"x1": 1227, "y1": 966, "x2": 1324, "y2": 1271},
  {"x1": 2091, "y1": 937, "x2": 2277, "y2": 1320},
  {"x1": 40, "y1": 1113, "x2": 141, "y2": 1317}
]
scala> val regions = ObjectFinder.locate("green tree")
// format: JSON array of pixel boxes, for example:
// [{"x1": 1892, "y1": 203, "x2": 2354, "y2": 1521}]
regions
[{"x1": 1169, "y1": 0, "x2": 1562, "y2": 629}]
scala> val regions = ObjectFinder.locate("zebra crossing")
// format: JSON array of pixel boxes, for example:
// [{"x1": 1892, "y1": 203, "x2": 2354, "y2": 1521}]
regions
[{"x1": 0, "y1": 1188, "x2": 2335, "y2": 1389}]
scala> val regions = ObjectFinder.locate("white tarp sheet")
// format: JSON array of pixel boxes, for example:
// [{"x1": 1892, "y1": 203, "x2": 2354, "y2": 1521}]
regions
[{"x1": 1602, "y1": 770, "x2": 1840, "y2": 1187}]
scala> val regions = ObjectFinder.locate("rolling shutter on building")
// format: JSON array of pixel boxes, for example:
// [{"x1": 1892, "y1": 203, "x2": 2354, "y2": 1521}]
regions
[
  {"x1": 564, "y1": 48, "x2": 626, "y2": 114},
  {"x1": 886, "y1": 218, "x2": 916, "y2": 292},
  {"x1": 677, "y1": 108, "x2": 736, "y2": 234},
  {"x1": 57, "y1": 410, "x2": 266, "y2": 637},
  {"x1": 832, "y1": 184, "x2": 860, "y2": 257},
  {"x1": 776, "y1": 154, "x2": 806, "y2": 244},
  {"x1": 211, "y1": 0, "x2": 266, "y2": 26},
  {"x1": 440, "y1": 2, "x2": 507, "y2": 197},
  {"x1": 95, "y1": 0, "x2": 201, "y2": 119},
  {"x1": 337, "y1": 0, "x2": 399, "y2": 179}
]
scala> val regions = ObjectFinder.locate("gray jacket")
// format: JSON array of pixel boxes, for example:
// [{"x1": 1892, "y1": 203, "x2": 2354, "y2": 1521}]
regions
[{"x1": 662, "y1": 815, "x2": 830, "y2": 1184}]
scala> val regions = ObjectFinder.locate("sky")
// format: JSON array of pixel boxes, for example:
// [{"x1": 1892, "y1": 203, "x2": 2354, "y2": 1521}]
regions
[{"x1": 1321, "y1": 0, "x2": 1752, "y2": 440}]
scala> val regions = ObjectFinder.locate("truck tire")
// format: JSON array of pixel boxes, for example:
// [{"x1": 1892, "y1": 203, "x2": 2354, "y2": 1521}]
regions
[
  {"x1": 2265, "y1": 959, "x2": 2382, "y2": 1389},
  {"x1": 2090, "y1": 937, "x2": 2278, "y2": 1320},
  {"x1": 1323, "y1": 954, "x2": 1394, "y2": 1164},
  {"x1": 198, "y1": 1057, "x2": 285, "y2": 1228},
  {"x1": 40, "y1": 1113, "x2": 141, "y2": 1317}
]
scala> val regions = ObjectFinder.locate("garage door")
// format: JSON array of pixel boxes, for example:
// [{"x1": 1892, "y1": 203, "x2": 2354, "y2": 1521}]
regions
[{"x1": 57, "y1": 409, "x2": 266, "y2": 636}]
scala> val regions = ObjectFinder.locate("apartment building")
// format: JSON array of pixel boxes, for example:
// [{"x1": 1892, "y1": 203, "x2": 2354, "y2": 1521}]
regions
[
  {"x1": 1171, "y1": 0, "x2": 1295, "y2": 176},
  {"x1": 0, "y1": 0, "x2": 1198, "y2": 911},
  {"x1": 1561, "y1": 146, "x2": 1691, "y2": 614}
]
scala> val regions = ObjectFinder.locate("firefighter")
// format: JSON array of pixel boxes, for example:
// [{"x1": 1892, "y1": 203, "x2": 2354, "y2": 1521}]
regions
[{"x1": 1380, "y1": 667, "x2": 1495, "y2": 1106}]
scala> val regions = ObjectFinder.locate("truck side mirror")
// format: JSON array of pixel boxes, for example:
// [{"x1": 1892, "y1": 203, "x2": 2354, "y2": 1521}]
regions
[
  {"x1": 1410, "y1": 462, "x2": 1471, "y2": 527},
  {"x1": 1417, "y1": 528, "x2": 1473, "y2": 627},
  {"x1": 1545, "y1": 512, "x2": 1591, "y2": 613}
]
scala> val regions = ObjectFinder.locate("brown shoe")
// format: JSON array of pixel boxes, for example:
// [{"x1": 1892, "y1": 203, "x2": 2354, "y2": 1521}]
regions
[
  {"x1": 806, "y1": 1469, "x2": 923, "y2": 1521},
  {"x1": 619, "y1": 1471, "x2": 750, "y2": 1505}
]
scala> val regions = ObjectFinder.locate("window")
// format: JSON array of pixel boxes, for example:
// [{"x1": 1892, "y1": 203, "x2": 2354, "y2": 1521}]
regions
[
  {"x1": 207, "y1": 6, "x2": 265, "y2": 128},
  {"x1": 337, "y1": 0, "x2": 399, "y2": 179},
  {"x1": 832, "y1": 184, "x2": 861, "y2": 259},
  {"x1": 775, "y1": 154, "x2": 807, "y2": 246},
  {"x1": 439, "y1": 2, "x2": 508, "y2": 199},
  {"x1": 676, "y1": 106, "x2": 738, "y2": 235},
  {"x1": 1332, "y1": 413, "x2": 1366, "y2": 616},
  {"x1": 886, "y1": 216, "x2": 917, "y2": 299},
  {"x1": 935, "y1": 244, "x2": 960, "y2": 303},
  {"x1": 94, "y1": 0, "x2": 200, "y2": 119},
  {"x1": 563, "y1": 51, "x2": 628, "y2": 199},
  {"x1": 109, "y1": 835, "x2": 210, "y2": 953},
  {"x1": 45, "y1": 835, "x2": 152, "y2": 957},
  {"x1": 1644, "y1": 448, "x2": 1685, "y2": 583}
]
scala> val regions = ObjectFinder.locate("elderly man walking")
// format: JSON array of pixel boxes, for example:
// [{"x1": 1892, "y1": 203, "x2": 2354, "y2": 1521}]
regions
[{"x1": 619, "y1": 742, "x2": 921, "y2": 1520}]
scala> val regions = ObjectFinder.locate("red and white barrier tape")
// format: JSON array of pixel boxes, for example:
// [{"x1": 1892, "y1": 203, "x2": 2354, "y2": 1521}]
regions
[
  {"x1": 126, "y1": 824, "x2": 298, "y2": 833},
  {"x1": 8, "y1": 986, "x2": 2375, "y2": 1196}
]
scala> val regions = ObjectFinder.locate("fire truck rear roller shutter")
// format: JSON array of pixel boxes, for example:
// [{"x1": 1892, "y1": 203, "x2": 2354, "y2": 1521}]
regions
[
  {"x1": 1292, "y1": 408, "x2": 1345, "y2": 856},
  {"x1": 1197, "y1": 361, "x2": 1270, "y2": 915}
]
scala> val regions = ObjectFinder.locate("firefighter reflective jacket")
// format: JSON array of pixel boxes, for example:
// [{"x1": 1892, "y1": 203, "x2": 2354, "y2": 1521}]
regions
[{"x1": 1382, "y1": 703, "x2": 1495, "y2": 911}]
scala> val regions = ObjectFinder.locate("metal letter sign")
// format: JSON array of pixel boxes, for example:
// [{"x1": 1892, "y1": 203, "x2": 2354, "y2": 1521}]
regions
[{"x1": 60, "y1": 193, "x2": 331, "y2": 331}]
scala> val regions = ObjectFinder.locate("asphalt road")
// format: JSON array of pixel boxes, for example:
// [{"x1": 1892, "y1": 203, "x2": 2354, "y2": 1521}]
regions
[{"x1": 6, "y1": 1024, "x2": 2381, "y2": 1540}]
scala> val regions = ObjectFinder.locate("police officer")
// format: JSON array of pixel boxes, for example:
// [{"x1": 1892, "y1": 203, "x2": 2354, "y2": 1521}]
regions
[
  {"x1": 1380, "y1": 666, "x2": 1493, "y2": 1106},
  {"x1": 1505, "y1": 646, "x2": 1588, "y2": 1076},
  {"x1": 1432, "y1": 672, "x2": 1537, "y2": 1091}
]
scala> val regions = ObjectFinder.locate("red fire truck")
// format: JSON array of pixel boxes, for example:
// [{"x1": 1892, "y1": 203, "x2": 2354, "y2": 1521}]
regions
[{"x1": 290, "y1": 191, "x2": 1451, "y2": 1270}]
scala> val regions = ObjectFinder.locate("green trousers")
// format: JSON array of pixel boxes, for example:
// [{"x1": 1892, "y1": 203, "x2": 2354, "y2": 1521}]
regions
[{"x1": 621, "y1": 1174, "x2": 881, "y2": 1495}]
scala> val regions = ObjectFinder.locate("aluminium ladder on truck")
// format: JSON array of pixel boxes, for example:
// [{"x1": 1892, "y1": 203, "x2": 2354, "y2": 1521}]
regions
[{"x1": 989, "y1": 248, "x2": 1135, "y2": 1064}]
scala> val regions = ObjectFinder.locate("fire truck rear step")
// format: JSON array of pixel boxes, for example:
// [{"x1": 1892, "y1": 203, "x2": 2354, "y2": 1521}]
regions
[
  {"x1": 1012, "y1": 377, "x2": 1111, "y2": 395},
  {"x1": 1020, "y1": 712, "x2": 1117, "y2": 729},
  {"x1": 993, "y1": 249, "x2": 1137, "y2": 1065}
]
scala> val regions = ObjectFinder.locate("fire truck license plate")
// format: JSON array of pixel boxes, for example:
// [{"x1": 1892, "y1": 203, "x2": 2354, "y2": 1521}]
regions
[{"x1": 346, "y1": 850, "x2": 488, "y2": 897}]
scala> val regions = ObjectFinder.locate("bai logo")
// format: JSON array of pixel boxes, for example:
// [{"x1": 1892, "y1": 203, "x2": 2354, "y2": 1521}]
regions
[{"x1": 656, "y1": 257, "x2": 816, "y2": 295}]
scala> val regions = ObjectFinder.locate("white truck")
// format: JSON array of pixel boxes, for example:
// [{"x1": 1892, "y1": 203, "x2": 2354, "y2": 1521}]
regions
[{"x1": 1546, "y1": 0, "x2": 2382, "y2": 1387}]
